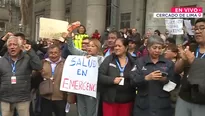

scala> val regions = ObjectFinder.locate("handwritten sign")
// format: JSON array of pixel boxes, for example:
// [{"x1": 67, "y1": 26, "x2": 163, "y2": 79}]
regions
[
  {"x1": 184, "y1": 20, "x2": 194, "y2": 35},
  {"x1": 60, "y1": 55, "x2": 98, "y2": 98},
  {"x1": 165, "y1": 19, "x2": 183, "y2": 35},
  {"x1": 39, "y1": 18, "x2": 68, "y2": 39}
]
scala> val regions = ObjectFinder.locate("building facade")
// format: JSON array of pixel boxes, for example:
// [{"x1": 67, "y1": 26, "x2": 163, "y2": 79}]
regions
[
  {"x1": 33, "y1": 0, "x2": 205, "y2": 41},
  {"x1": 0, "y1": 0, "x2": 21, "y2": 37}
]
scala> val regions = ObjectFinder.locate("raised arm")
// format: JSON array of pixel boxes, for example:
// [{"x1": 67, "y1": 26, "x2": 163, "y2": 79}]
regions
[
  {"x1": 66, "y1": 37, "x2": 87, "y2": 56},
  {"x1": 28, "y1": 49, "x2": 43, "y2": 70}
]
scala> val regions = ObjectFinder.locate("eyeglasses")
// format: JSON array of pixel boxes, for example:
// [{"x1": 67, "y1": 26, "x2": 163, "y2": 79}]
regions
[{"x1": 194, "y1": 27, "x2": 205, "y2": 32}]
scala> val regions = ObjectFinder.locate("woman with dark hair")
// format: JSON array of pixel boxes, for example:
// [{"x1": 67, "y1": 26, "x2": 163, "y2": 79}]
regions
[
  {"x1": 154, "y1": 30, "x2": 161, "y2": 36},
  {"x1": 74, "y1": 25, "x2": 89, "y2": 50},
  {"x1": 137, "y1": 36, "x2": 149, "y2": 58},
  {"x1": 99, "y1": 38, "x2": 136, "y2": 116},
  {"x1": 126, "y1": 29, "x2": 132, "y2": 38}
]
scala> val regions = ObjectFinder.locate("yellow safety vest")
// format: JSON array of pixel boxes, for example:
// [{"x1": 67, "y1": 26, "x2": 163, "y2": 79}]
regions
[{"x1": 74, "y1": 34, "x2": 89, "y2": 49}]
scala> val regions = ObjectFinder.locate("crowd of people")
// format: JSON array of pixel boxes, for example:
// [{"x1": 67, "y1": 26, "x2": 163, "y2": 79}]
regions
[{"x1": 0, "y1": 18, "x2": 204, "y2": 116}]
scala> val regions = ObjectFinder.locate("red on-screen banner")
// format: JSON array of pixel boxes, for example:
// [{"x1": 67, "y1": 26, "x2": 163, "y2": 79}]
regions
[{"x1": 171, "y1": 7, "x2": 203, "y2": 13}]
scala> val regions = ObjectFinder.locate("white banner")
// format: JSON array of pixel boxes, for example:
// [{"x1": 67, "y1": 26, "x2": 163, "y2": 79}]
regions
[
  {"x1": 60, "y1": 56, "x2": 98, "y2": 98},
  {"x1": 39, "y1": 17, "x2": 68, "y2": 39},
  {"x1": 165, "y1": 19, "x2": 184, "y2": 35}
]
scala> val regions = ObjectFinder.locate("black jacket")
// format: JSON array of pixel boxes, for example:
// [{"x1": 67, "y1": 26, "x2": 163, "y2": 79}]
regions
[
  {"x1": 0, "y1": 39, "x2": 6, "y2": 56},
  {"x1": 98, "y1": 53, "x2": 136, "y2": 103},
  {"x1": 130, "y1": 55, "x2": 175, "y2": 116},
  {"x1": 179, "y1": 52, "x2": 205, "y2": 104}
]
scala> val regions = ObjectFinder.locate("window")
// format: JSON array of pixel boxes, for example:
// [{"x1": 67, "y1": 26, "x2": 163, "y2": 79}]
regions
[
  {"x1": 120, "y1": 13, "x2": 131, "y2": 29},
  {"x1": 0, "y1": 0, "x2": 6, "y2": 7},
  {"x1": 0, "y1": 22, "x2": 5, "y2": 32}
]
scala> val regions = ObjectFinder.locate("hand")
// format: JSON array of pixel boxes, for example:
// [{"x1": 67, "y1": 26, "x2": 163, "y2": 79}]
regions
[
  {"x1": 62, "y1": 32, "x2": 71, "y2": 39},
  {"x1": 158, "y1": 76, "x2": 167, "y2": 81},
  {"x1": 22, "y1": 44, "x2": 31, "y2": 52},
  {"x1": 184, "y1": 46, "x2": 195, "y2": 64},
  {"x1": 2, "y1": 32, "x2": 13, "y2": 41},
  {"x1": 114, "y1": 77, "x2": 123, "y2": 84},
  {"x1": 145, "y1": 70, "x2": 162, "y2": 81},
  {"x1": 178, "y1": 45, "x2": 187, "y2": 61}
]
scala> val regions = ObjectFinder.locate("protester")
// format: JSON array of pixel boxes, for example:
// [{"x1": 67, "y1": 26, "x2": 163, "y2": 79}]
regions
[
  {"x1": 40, "y1": 44, "x2": 69, "y2": 116},
  {"x1": 164, "y1": 44, "x2": 181, "y2": 109},
  {"x1": 104, "y1": 30, "x2": 120, "y2": 57},
  {"x1": 53, "y1": 37, "x2": 72, "y2": 58},
  {"x1": 154, "y1": 30, "x2": 161, "y2": 36},
  {"x1": 175, "y1": 18, "x2": 205, "y2": 116},
  {"x1": 73, "y1": 25, "x2": 89, "y2": 50},
  {"x1": 130, "y1": 35, "x2": 176, "y2": 116},
  {"x1": 137, "y1": 36, "x2": 148, "y2": 58},
  {"x1": 92, "y1": 29, "x2": 101, "y2": 40},
  {"x1": 99, "y1": 38, "x2": 136, "y2": 116},
  {"x1": 81, "y1": 37, "x2": 90, "y2": 51},
  {"x1": 128, "y1": 38, "x2": 137, "y2": 59},
  {"x1": 0, "y1": 36, "x2": 42, "y2": 116},
  {"x1": 165, "y1": 37, "x2": 176, "y2": 45},
  {"x1": 63, "y1": 28, "x2": 104, "y2": 116}
]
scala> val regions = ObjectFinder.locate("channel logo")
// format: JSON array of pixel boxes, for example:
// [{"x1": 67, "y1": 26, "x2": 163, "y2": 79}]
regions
[{"x1": 153, "y1": 7, "x2": 204, "y2": 18}]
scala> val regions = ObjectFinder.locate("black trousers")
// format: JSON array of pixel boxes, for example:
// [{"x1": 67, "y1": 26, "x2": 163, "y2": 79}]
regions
[{"x1": 40, "y1": 98, "x2": 66, "y2": 116}]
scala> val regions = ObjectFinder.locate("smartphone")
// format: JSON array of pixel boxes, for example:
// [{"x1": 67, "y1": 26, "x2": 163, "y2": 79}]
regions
[{"x1": 161, "y1": 72, "x2": 168, "y2": 77}]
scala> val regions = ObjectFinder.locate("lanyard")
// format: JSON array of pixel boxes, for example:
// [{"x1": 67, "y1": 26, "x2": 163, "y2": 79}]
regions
[
  {"x1": 51, "y1": 64, "x2": 57, "y2": 77},
  {"x1": 196, "y1": 47, "x2": 205, "y2": 58},
  {"x1": 9, "y1": 57, "x2": 17, "y2": 75},
  {"x1": 115, "y1": 57, "x2": 128, "y2": 77},
  {"x1": 11, "y1": 61, "x2": 17, "y2": 75}
]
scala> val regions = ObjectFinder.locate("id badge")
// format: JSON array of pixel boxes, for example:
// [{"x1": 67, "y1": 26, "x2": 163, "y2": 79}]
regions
[
  {"x1": 120, "y1": 72, "x2": 124, "y2": 77},
  {"x1": 11, "y1": 76, "x2": 17, "y2": 84},
  {"x1": 119, "y1": 78, "x2": 124, "y2": 86}
]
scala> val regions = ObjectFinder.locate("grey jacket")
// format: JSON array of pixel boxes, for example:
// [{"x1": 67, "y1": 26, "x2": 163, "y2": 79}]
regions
[
  {"x1": 0, "y1": 49, "x2": 42, "y2": 103},
  {"x1": 67, "y1": 38, "x2": 104, "y2": 66}
]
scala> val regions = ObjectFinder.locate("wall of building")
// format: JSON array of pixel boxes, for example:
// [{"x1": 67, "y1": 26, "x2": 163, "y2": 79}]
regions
[
  {"x1": 0, "y1": 7, "x2": 9, "y2": 36},
  {"x1": 0, "y1": 3, "x2": 21, "y2": 36},
  {"x1": 70, "y1": 0, "x2": 87, "y2": 25}
]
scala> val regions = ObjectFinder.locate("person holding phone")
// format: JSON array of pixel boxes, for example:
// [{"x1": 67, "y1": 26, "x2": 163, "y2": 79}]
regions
[{"x1": 130, "y1": 35, "x2": 176, "y2": 116}]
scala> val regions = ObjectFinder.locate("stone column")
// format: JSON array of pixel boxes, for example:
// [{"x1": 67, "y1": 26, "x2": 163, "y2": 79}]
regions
[
  {"x1": 50, "y1": 0, "x2": 65, "y2": 20},
  {"x1": 70, "y1": 0, "x2": 87, "y2": 25},
  {"x1": 145, "y1": 0, "x2": 174, "y2": 33},
  {"x1": 86, "y1": 0, "x2": 106, "y2": 35},
  {"x1": 132, "y1": 0, "x2": 146, "y2": 35}
]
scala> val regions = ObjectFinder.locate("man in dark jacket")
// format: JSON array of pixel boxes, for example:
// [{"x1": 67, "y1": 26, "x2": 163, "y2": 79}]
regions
[
  {"x1": 175, "y1": 18, "x2": 205, "y2": 116},
  {"x1": 0, "y1": 32, "x2": 26, "y2": 56},
  {"x1": 0, "y1": 36, "x2": 42, "y2": 116}
]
